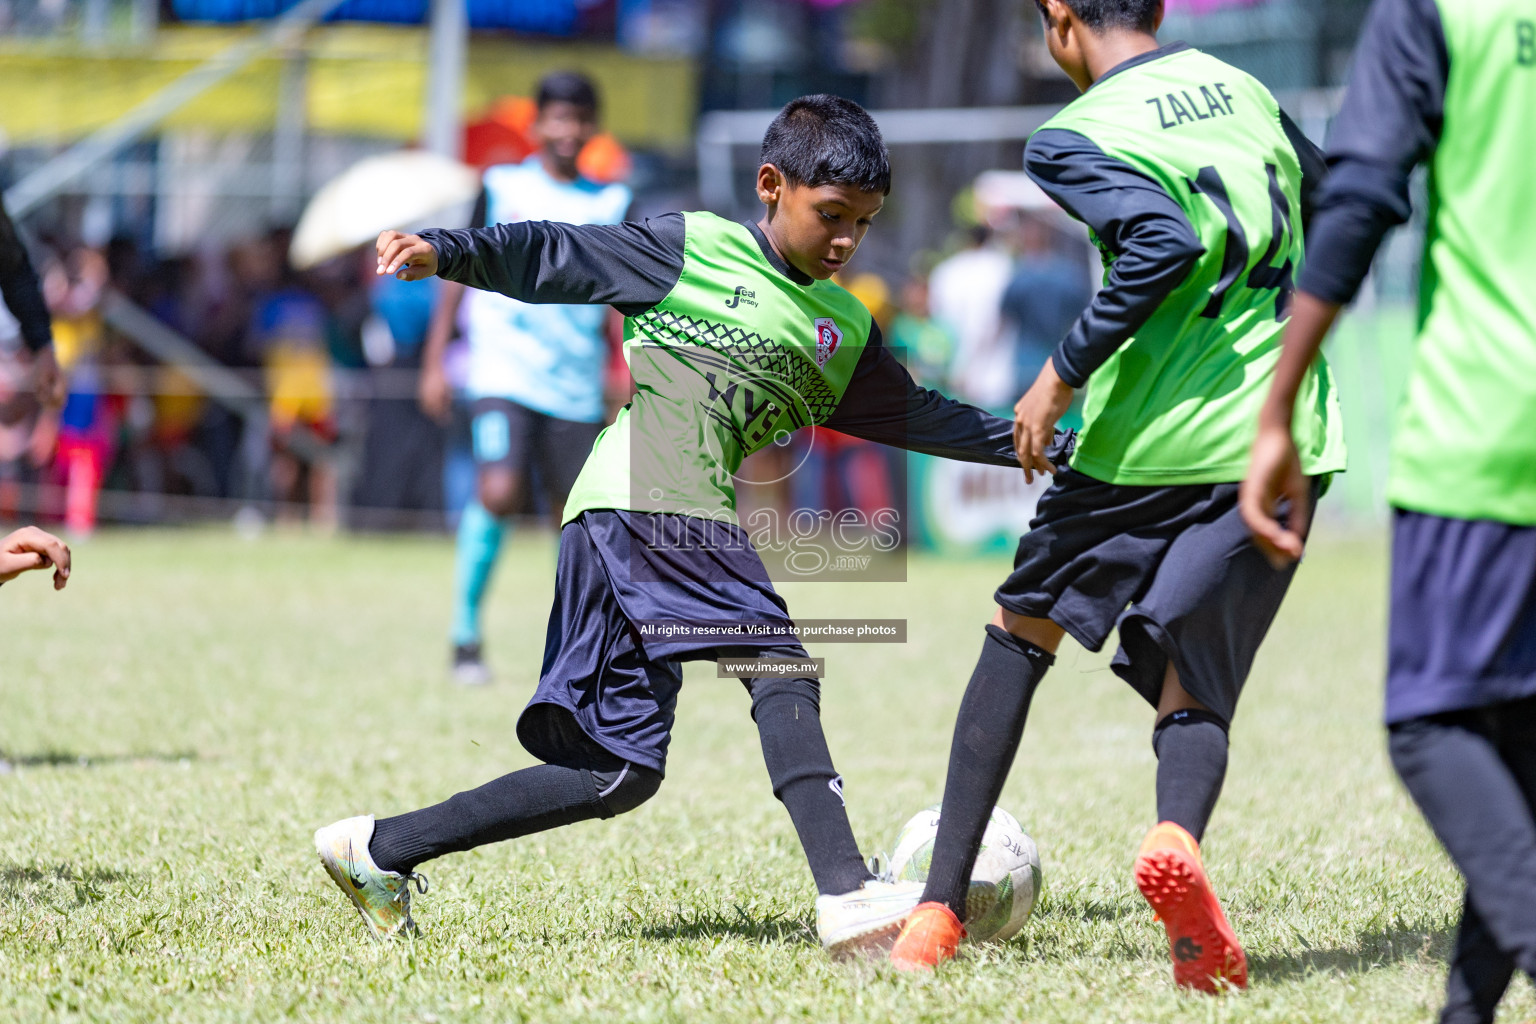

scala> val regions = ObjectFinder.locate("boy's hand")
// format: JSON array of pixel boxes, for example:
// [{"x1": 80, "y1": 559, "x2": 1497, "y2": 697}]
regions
[
  {"x1": 376, "y1": 231, "x2": 439, "y2": 281},
  {"x1": 1013, "y1": 360, "x2": 1075, "y2": 483},
  {"x1": 31, "y1": 345, "x2": 66, "y2": 409},
  {"x1": 1239, "y1": 421, "x2": 1310, "y2": 569},
  {"x1": 0, "y1": 526, "x2": 71, "y2": 590}
]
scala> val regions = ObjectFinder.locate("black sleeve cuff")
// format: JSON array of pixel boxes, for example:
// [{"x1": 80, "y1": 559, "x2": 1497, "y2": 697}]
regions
[
  {"x1": 1297, "y1": 160, "x2": 1414, "y2": 305},
  {"x1": 1051, "y1": 347, "x2": 1086, "y2": 389}
]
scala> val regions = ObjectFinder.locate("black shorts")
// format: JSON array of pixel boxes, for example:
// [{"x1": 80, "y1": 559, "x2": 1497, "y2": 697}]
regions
[
  {"x1": 1386, "y1": 509, "x2": 1536, "y2": 724},
  {"x1": 517, "y1": 510, "x2": 808, "y2": 775},
  {"x1": 469, "y1": 397, "x2": 603, "y2": 499},
  {"x1": 994, "y1": 468, "x2": 1318, "y2": 723}
]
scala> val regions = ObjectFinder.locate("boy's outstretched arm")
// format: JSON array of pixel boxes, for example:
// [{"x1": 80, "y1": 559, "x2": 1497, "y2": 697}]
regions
[
  {"x1": 0, "y1": 526, "x2": 71, "y2": 590},
  {"x1": 821, "y1": 323, "x2": 1025, "y2": 468},
  {"x1": 1011, "y1": 128, "x2": 1205, "y2": 478},
  {"x1": 1241, "y1": 0, "x2": 1446, "y2": 566},
  {"x1": 0, "y1": 196, "x2": 64, "y2": 407},
  {"x1": 378, "y1": 213, "x2": 687, "y2": 314}
]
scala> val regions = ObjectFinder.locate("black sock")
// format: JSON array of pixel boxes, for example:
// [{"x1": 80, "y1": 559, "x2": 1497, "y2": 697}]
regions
[
  {"x1": 1152, "y1": 709, "x2": 1229, "y2": 843},
  {"x1": 1389, "y1": 705, "x2": 1536, "y2": 1023},
  {"x1": 370, "y1": 765, "x2": 608, "y2": 875},
  {"x1": 750, "y1": 677, "x2": 873, "y2": 895},
  {"x1": 922, "y1": 625, "x2": 1054, "y2": 919}
]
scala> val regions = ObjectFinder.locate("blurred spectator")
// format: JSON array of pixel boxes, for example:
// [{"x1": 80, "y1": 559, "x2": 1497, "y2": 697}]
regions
[
  {"x1": 928, "y1": 224, "x2": 1015, "y2": 409},
  {"x1": 242, "y1": 231, "x2": 337, "y2": 526},
  {"x1": 419, "y1": 71, "x2": 631, "y2": 683},
  {"x1": 888, "y1": 275, "x2": 954, "y2": 389},
  {"x1": 999, "y1": 213, "x2": 1091, "y2": 395},
  {"x1": 42, "y1": 245, "x2": 118, "y2": 535},
  {"x1": 351, "y1": 265, "x2": 445, "y2": 526}
]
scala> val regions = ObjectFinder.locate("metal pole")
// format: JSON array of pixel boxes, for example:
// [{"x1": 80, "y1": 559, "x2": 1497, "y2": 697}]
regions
[
  {"x1": 131, "y1": 0, "x2": 161, "y2": 46},
  {"x1": 271, "y1": 45, "x2": 310, "y2": 222},
  {"x1": 80, "y1": 0, "x2": 109, "y2": 46},
  {"x1": 423, "y1": 0, "x2": 467, "y2": 158},
  {"x1": 4, "y1": 0, "x2": 347, "y2": 221}
]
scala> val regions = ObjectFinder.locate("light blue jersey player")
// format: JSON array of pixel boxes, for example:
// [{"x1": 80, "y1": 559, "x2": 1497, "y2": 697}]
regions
[{"x1": 419, "y1": 71, "x2": 630, "y2": 684}]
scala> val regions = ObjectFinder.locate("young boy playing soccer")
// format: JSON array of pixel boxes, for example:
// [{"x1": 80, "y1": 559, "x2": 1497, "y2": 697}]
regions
[
  {"x1": 314, "y1": 95, "x2": 1029, "y2": 956},
  {"x1": 1242, "y1": 1, "x2": 1536, "y2": 1019},
  {"x1": 880, "y1": 0, "x2": 1345, "y2": 989}
]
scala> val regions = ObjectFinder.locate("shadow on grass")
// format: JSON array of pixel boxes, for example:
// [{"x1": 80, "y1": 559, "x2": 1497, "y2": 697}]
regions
[
  {"x1": 0, "y1": 863, "x2": 141, "y2": 906},
  {"x1": 1251, "y1": 922, "x2": 1457, "y2": 982},
  {"x1": 628, "y1": 905, "x2": 817, "y2": 946},
  {"x1": 0, "y1": 750, "x2": 201, "y2": 769},
  {"x1": 1018, "y1": 893, "x2": 1458, "y2": 982}
]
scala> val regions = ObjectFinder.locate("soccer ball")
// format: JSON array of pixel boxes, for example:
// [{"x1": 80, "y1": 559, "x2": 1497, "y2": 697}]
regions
[{"x1": 888, "y1": 804, "x2": 1042, "y2": 943}]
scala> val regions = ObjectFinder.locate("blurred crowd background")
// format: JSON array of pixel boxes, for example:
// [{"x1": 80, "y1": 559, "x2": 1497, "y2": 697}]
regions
[{"x1": 0, "y1": 0, "x2": 1413, "y2": 544}]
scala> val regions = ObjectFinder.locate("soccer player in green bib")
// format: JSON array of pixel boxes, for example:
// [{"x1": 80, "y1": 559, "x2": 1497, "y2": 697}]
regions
[
  {"x1": 1243, "y1": 1, "x2": 1536, "y2": 1020},
  {"x1": 884, "y1": 0, "x2": 1345, "y2": 988},
  {"x1": 312, "y1": 95, "x2": 1031, "y2": 957}
]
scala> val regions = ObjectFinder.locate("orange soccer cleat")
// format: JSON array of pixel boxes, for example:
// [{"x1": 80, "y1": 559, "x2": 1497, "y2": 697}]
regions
[
  {"x1": 887, "y1": 901, "x2": 965, "y2": 973},
  {"x1": 1133, "y1": 821, "x2": 1248, "y2": 993}
]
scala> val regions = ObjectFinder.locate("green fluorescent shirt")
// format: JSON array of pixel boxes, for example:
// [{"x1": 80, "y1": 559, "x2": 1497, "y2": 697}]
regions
[
  {"x1": 1026, "y1": 43, "x2": 1346, "y2": 486},
  {"x1": 1401, "y1": 1, "x2": 1536, "y2": 523},
  {"x1": 421, "y1": 211, "x2": 1022, "y2": 525},
  {"x1": 1302, "y1": 0, "x2": 1536, "y2": 525}
]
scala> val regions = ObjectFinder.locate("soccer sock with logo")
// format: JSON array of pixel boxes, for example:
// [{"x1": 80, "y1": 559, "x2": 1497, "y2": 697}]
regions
[
  {"x1": 749, "y1": 676, "x2": 873, "y2": 896},
  {"x1": 922, "y1": 625, "x2": 1055, "y2": 920},
  {"x1": 451, "y1": 500, "x2": 506, "y2": 647},
  {"x1": 1152, "y1": 709, "x2": 1229, "y2": 843}
]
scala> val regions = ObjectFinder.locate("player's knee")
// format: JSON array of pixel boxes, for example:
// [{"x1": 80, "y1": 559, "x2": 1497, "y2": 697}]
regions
[
  {"x1": 590, "y1": 762, "x2": 662, "y2": 817},
  {"x1": 1151, "y1": 707, "x2": 1229, "y2": 756},
  {"x1": 478, "y1": 473, "x2": 518, "y2": 517}
]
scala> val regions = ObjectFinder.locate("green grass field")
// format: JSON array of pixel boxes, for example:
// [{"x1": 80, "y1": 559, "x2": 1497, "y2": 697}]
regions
[{"x1": 0, "y1": 527, "x2": 1526, "y2": 1023}]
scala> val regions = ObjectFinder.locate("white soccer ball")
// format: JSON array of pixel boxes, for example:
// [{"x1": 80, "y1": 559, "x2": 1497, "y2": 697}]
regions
[{"x1": 888, "y1": 803, "x2": 1042, "y2": 943}]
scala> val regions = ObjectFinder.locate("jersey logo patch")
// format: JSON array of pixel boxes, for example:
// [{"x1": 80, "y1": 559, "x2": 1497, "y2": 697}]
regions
[{"x1": 813, "y1": 317, "x2": 843, "y2": 368}]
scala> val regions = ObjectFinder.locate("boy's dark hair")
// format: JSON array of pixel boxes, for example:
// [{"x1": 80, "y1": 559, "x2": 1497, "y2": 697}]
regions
[
  {"x1": 760, "y1": 94, "x2": 891, "y2": 196},
  {"x1": 536, "y1": 71, "x2": 599, "y2": 114},
  {"x1": 1033, "y1": 0, "x2": 1160, "y2": 32}
]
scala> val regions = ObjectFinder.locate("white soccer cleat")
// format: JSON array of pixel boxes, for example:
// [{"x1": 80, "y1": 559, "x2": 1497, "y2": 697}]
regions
[
  {"x1": 314, "y1": 814, "x2": 427, "y2": 941},
  {"x1": 816, "y1": 879, "x2": 925, "y2": 959}
]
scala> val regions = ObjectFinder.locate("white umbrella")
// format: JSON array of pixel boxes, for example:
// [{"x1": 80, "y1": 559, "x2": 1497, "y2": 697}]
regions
[{"x1": 289, "y1": 150, "x2": 481, "y2": 270}]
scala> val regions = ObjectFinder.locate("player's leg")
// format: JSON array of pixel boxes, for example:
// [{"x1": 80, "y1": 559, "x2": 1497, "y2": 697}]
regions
[
  {"x1": 1383, "y1": 510, "x2": 1536, "y2": 1021},
  {"x1": 532, "y1": 412, "x2": 604, "y2": 528},
  {"x1": 735, "y1": 667, "x2": 925, "y2": 955},
  {"x1": 891, "y1": 468, "x2": 1168, "y2": 970},
  {"x1": 317, "y1": 517, "x2": 675, "y2": 941},
  {"x1": 449, "y1": 398, "x2": 528, "y2": 683},
  {"x1": 1440, "y1": 892, "x2": 1515, "y2": 1024},
  {"x1": 889, "y1": 611, "x2": 1060, "y2": 970},
  {"x1": 1133, "y1": 662, "x2": 1246, "y2": 993},
  {"x1": 315, "y1": 739, "x2": 660, "y2": 943},
  {"x1": 1150, "y1": 666, "x2": 1227, "y2": 844},
  {"x1": 1113, "y1": 481, "x2": 1316, "y2": 991},
  {"x1": 742, "y1": 669, "x2": 869, "y2": 895},
  {"x1": 1388, "y1": 704, "x2": 1536, "y2": 1024},
  {"x1": 366, "y1": 735, "x2": 660, "y2": 874}
]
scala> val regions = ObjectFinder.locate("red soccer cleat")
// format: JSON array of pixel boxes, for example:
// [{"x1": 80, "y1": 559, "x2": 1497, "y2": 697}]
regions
[
  {"x1": 1133, "y1": 821, "x2": 1248, "y2": 993},
  {"x1": 887, "y1": 901, "x2": 965, "y2": 973}
]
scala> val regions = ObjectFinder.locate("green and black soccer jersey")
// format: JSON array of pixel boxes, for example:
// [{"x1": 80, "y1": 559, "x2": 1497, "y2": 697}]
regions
[
  {"x1": 1302, "y1": 0, "x2": 1536, "y2": 526},
  {"x1": 421, "y1": 211, "x2": 1020, "y2": 523},
  {"x1": 1024, "y1": 42, "x2": 1346, "y2": 486}
]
